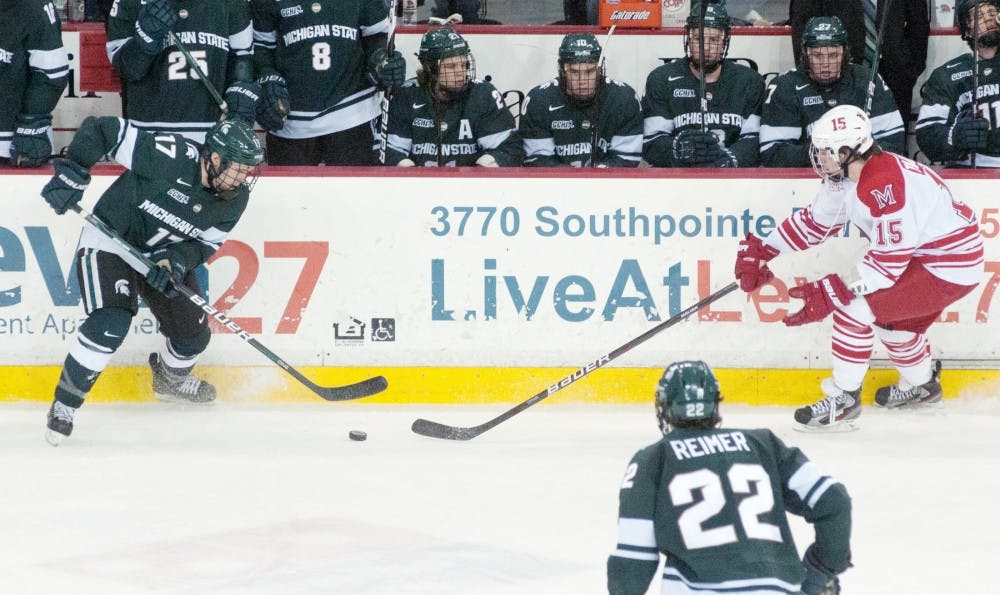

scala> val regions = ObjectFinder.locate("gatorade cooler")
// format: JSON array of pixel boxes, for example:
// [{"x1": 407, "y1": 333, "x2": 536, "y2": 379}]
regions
[{"x1": 599, "y1": 0, "x2": 662, "y2": 28}]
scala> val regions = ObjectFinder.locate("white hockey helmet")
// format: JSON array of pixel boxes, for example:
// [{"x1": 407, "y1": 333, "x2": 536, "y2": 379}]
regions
[{"x1": 810, "y1": 105, "x2": 874, "y2": 182}]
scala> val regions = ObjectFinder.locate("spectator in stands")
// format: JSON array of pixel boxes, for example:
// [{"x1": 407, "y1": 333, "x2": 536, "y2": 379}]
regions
[
  {"x1": 642, "y1": 3, "x2": 764, "y2": 168},
  {"x1": 106, "y1": 0, "x2": 255, "y2": 143},
  {"x1": 0, "y1": 0, "x2": 69, "y2": 167},
  {"x1": 916, "y1": 0, "x2": 1000, "y2": 167},
  {"x1": 520, "y1": 33, "x2": 642, "y2": 167},
  {"x1": 432, "y1": 0, "x2": 483, "y2": 24},
  {"x1": 562, "y1": 0, "x2": 597, "y2": 25},
  {"x1": 870, "y1": 0, "x2": 929, "y2": 125},
  {"x1": 760, "y1": 16, "x2": 904, "y2": 166},
  {"x1": 385, "y1": 27, "x2": 522, "y2": 167},
  {"x1": 790, "y1": 0, "x2": 865, "y2": 65},
  {"x1": 251, "y1": 0, "x2": 403, "y2": 165}
]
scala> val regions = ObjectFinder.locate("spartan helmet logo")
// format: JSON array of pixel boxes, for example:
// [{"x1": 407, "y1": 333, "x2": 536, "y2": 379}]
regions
[{"x1": 114, "y1": 279, "x2": 131, "y2": 297}]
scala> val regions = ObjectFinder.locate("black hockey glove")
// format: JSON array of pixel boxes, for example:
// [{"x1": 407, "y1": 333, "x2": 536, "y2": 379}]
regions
[
  {"x1": 11, "y1": 114, "x2": 53, "y2": 167},
  {"x1": 41, "y1": 159, "x2": 90, "y2": 215},
  {"x1": 134, "y1": 0, "x2": 178, "y2": 55},
  {"x1": 989, "y1": 125, "x2": 1000, "y2": 152},
  {"x1": 368, "y1": 48, "x2": 406, "y2": 90},
  {"x1": 145, "y1": 247, "x2": 188, "y2": 297},
  {"x1": 224, "y1": 81, "x2": 263, "y2": 125},
  {"x1": 801, "y1": 548, "x2": 841, "y2": 595},
  {"x1": 256, "y1": 74, "x2": 290, "y2": 131},
  {"x1": 709, "y1": 147, "x2": 738, "y2": 168},
  {"x1": 672, "y1": 129, "x2": 723, "y2": 166},
  {"x1": 948, "y1": 112, "x2": 989, "y2": 152}
]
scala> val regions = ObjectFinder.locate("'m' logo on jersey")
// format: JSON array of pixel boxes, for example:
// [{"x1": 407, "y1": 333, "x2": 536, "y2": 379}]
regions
[
  {"x1": 0, "y1": 48, "x2": 12, "y2": 64},
  {"x1": 870, "y1": 184, "x2": 896, "y2": 209}
]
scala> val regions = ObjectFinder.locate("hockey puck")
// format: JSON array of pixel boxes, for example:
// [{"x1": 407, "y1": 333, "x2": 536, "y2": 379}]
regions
[{"x1": 348, "y1": 430, "x2": 367, "y2": 441}]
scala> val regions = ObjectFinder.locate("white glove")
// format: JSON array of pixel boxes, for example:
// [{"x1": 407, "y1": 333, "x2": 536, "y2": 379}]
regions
[
  {"x1": 397, "y1": 158, "x2": 415, "y2": 167},
  {"x1": 475, "y1": 154, "x2": 498, "y2": 168}
]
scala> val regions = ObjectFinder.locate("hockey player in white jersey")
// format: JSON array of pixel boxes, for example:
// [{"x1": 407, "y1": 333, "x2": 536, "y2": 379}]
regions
[{"x1": 735, "y1": 105, "x2": 984, "y2": 429}]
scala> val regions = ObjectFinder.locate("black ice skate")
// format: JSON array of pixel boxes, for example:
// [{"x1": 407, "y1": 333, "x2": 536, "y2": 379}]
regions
[
  {"x1": 149, "y1": 353, "x2": 216, "y2": 404},
  {"x1": 46, "y1": 400, "x2": 76, "y2": 446},
  {"x1": 874, "y1": 361, "x2": 942, "y2": 409},
  {"x1": 794, "y1": 379, "x2": 861, "y2": 430}
]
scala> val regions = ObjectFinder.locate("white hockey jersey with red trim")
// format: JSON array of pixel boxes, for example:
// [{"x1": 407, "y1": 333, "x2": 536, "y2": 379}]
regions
[{"x1": 765, "y1": 152, "x2": 984, "y2": 292}]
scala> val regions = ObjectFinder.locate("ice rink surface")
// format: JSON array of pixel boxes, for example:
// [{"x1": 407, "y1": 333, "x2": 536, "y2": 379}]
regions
[{"x1": 3, "y1": 399, "x2": 999, "y2": 594}]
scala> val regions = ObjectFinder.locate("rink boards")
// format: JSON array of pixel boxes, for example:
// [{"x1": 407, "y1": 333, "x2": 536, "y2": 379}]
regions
[{"x1": 2, "y1": 168, "x2": 999, "y2": 404}]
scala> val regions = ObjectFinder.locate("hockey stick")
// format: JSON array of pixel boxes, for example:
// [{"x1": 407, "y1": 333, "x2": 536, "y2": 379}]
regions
[
  {"x1": 71, "y1": 205, "x2": 389, "y2": 401},
  {"x1": 589, "y1": 23, "x2": 617, "y2": 167},
  {"x1": 971, "y1": 4, "x2": 981, "y2": 168},
  {"x1": 697, "y1": 0, "x2": 709, "y2": 133},
  {"x1": 411, "y1": 281, "x2": 739, "y2": 440},
  {"x1": 378, "y1": 0, "x2": 400, "y2": 164},
  {"x1": 863, "y1": 0, "x2": 894, "y2": 116},
  {"x1": 168, "y1": 31, "x2": 228, "y2": 117}
]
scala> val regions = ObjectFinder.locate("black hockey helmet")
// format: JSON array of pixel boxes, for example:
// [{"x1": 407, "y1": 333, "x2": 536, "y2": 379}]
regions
[
  {"x1": 557, "y1": 33, "x2": 605, "y2": 106},
  {"x1": 957, "y1": 0, "x2": 1000, "y2": 48},
  {"x1": 801, "y1": 16, "x2": 850, "y2": 88},
  {"x1": 654, "y1": 360, "x2": 722, "y2": 433},
  {"x1": 416, "y1": 27, "x2": 475, "y2": 99},
  {"x1": 684, "y1": 2, "x2": 731, "y2": 73},
  {"x1": 202, "y1": 119, "x2": 264, "y2": 198}
]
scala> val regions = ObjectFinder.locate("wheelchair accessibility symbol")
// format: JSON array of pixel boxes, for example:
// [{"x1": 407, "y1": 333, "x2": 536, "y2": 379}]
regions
[{"x1": 371, "y1": 318, "x2": 396, "y2": 342}]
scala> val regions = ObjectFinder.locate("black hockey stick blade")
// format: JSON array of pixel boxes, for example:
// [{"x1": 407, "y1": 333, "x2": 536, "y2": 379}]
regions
[
  {"x1": 71, "y1": 205, "x2": 388, "y2": 402},
  {"x1": 411, "y1": 282, "x2": 739, "y2": 440}
]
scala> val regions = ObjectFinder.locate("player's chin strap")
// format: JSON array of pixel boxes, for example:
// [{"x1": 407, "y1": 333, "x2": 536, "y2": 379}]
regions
[{"x1": 201, "y1": 149, "x2": 241, "y2": 201}]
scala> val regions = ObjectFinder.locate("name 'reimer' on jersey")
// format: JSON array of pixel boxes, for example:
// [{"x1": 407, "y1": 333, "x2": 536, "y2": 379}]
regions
[
  {"x1": 283, "y1": 24, "x2": 358, "y2": 46},
  {"x1": 669, "y1": 430, "x2": 751, "y2": 460},
  {"x1": 139, "y1": 199, "x2": 204, "y2": 239}
]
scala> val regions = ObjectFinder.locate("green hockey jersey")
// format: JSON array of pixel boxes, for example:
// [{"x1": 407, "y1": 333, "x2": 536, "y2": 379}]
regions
[
  {"x1": 106, "y1": 0, "x2": 252, "y2": 142},
  {"x1": 519, "y1": 77, "x2": 642, "y2": 167},
  {"x1": 607, "y1": 427, "x2": 851, "y2": 595},
  {"x1": 385, "y1": 79, "x2": 523, "y2": 167},
  {"x1": 0, "y1": 0, "x2": 68, "y2": 158},
  {"x1": 916, "y1": 52, "x2": 1000, "y2": 167},
  {"x1": 68, "y1": 116, "x2": 248, "y2": 271},
  {"x1": 641, "y1": 59, "x2": 764, "y2": 167},
  {"x1": 760, "y1": 64, "x2": 904, "y2": 167},
  {"x1": 251, "y1": 0, "x2": 388, "y2": 139}
]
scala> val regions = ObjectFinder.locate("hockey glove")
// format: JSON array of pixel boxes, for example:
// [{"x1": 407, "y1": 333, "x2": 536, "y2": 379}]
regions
[
  {"x1": 948, "y1": 112, "x2": 989, "y2": 152},
  {"x1": 134, "y1": 0, "x2": 178, "y2": 55},
  {"x1": 783, "y1": 274, "x2": 853, "y2": 327},
  {"x1": 672, "y1": 129, "x2": 723, "y2": 166},
  {"x1": 368, "y1": 48, "x2": 406, "y2": 90},
  {"x1": 10, "y1": 114, "x2": 53, "y2": 167},
  {"x1": 989, "y1": 125, "x2": 1000, "y2": 152},
  {"x1": 41, "y1": 159, "x2": 90, "y2": 215},
  {"x1": 734, "y1": 233, "x2": 780, "y2": 292},
  {"x1": 475, "y1": 153, "x2": 499, "y2": 167},
  {"x1": 224, "y1": 81, "x2": 263, "y2": 125},
  {"x1": 801, "y1": 548, "x2": 841, "y2": 595},
  {"x1": 709, "y1": 147, "x2": 738, "y2": 168},
  {"x1": 145, "y1": 247, "x2": 188, "y2": 298},
  {"x1": 256, "y1": 74, "x2": 290, "y2": 131}
]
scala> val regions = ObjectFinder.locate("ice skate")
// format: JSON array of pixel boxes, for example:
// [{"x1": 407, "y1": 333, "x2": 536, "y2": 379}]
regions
[
  {"x1": 149, "y1": 353, "x2": 216, "y2": 404},
  {"x1": 874, "y1": 361, "x2": 942, "y2": 409},
  {"x1": 45, "y1": 400, "x2": 76, "y2": 446},
  {"x1": 793, "y1": 379, "x2": 861, "y2": 432}
]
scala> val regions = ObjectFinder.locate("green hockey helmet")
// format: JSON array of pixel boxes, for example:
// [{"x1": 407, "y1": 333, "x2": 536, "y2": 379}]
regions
[
  {"x1": 558, "y1": 33, "x2": 602, "y2": 65},
  {"x1": 206, "y1": 119, "x2": 264, "y2": 167},
  {"x1": 957, "y1": 0, "x2": 1000, "y2": 46},
  {"x1": 801, "y1": 16, "x2": 850, "y2": 87},
  {"x1": 802, "y1": 16, "x2": 848, "y2": 49},
  {"x1": 684, "y1": 2, "x2": 731, "y2": 72},
  {"x1": 655, "y1": 360, "x2": 722, "y2": 433},
  {"x1": 418, "y1": 26, "x2": 470, "y2": 64}
]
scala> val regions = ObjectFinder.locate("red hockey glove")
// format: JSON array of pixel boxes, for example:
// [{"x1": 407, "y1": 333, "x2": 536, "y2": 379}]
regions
[
  {"x1": 783, "y1": 274, "x2": 853, "y2": 327},
  {"x1": 734, "y1": 233, "x2": 780, "y2": 292}
]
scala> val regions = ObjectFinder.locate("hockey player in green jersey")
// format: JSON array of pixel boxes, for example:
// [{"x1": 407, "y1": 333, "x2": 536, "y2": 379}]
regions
[
  {"x1": 385, "y1": 27, "x2": 523, "y2": 167},
  {"x1": 916, "y1": 0, "x2": 1000, "y2": 167},
  {"x1": 0, "y1": 0, "x2": 69, "y2": 167},
  {"x1": 760, "y1": 16, "x2": 905, "y2": 167},
  {"x1": 39, "y1": 117, "x2": 264, "y2": 446},
  {"x1": 519, "y1": 33, "x2": 641, "y2": 167},
  {"x1": 641, "y1": 3, "x2": 764, "y2": 168},
  {"x1": 106, "y1": 0, "x2": 254, "y2": 142},
  {"x1": 252, "y1": 0, "x2": 405, "y2": 165},
  {"x1": 607, "y1": 361, "x2": 852, "y2": 595}
]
